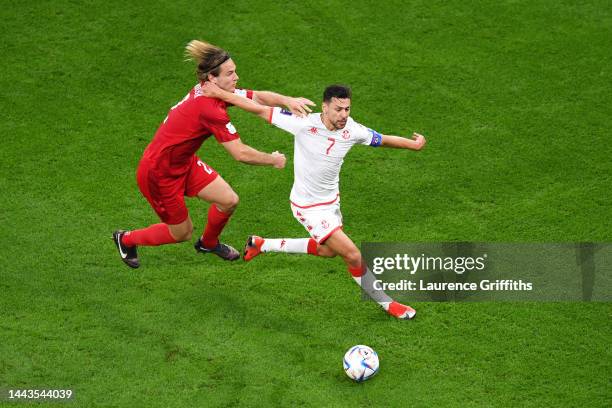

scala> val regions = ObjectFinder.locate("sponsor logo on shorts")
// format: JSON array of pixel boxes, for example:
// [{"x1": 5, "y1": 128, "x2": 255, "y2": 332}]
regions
[
  {"x1": 321, "y1": 220, "x2": 330, "y2": 229},
  {"x1": 280, "y1": 109, "x2": 292, "y2": 116}
]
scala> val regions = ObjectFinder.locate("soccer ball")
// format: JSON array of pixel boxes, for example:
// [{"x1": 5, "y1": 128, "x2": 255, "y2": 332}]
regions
[{"x1": 343, "y1": 345, "x2": 379, "y2": 382}]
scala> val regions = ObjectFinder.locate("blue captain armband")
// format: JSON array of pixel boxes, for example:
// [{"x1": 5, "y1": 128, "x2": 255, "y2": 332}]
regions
[{"x1": 368, "y1": 129, "x2": 382, "y2": 147}]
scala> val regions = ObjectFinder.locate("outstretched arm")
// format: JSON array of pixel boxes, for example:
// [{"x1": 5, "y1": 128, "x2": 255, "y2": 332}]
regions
[
  {"x1": 381, "y1": 133, "x2": 426, "y2": 151},
  {"x1": 203, "y1": 82, "x2": 307, "y2": 138},
  {"x1": 201, "y1": 82, "x2": 272, "y2": 121},
  {"x1": 252, "y1": 91, "x2": 315, "y2": 117},
  {"x1": 201, "y1": 82, "x2": 314, "y2": 118}
]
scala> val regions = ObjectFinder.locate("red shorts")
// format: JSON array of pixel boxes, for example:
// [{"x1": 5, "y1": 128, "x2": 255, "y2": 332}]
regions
[{"x1": 137, "y1": 155, "x2": 219, "y2": 224}]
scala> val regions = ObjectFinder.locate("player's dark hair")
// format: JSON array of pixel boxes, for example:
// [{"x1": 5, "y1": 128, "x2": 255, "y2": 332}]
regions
[
  {"x1": 323, "y1": 85, "x2": 352, "y2": 102},
  {"x1": 185, "y1": 40, "x2": 231, "y2": 82}
]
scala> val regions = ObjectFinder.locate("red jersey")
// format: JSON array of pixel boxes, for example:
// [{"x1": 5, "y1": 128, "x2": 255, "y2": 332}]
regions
[{"x1": 143, "y1": 84, "x2": 254, "y2": 177}]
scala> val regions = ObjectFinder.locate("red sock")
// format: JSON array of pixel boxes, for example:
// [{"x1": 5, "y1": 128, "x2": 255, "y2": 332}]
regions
[
  {"x1": 122, "y1": 223, "x2": 177, "y2": 247},
  {"x1": 201, "y1": 205, "x2": 232, "y2": 248},
  {"x1": 348, "y1": 264, "x2": 366, "y2": 277},
  {"x1": 307, "y1": 238, "x2": 318, "y2": 255}
]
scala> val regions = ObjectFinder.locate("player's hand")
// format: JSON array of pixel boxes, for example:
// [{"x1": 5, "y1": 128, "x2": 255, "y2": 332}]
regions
[
  {"x1": 286, "y1": 97, "x2": 316, "y2": 118},
  {"x1": 200, "y1": 81, "x2": 225, "y2": 99},
  {"x1": 271, "y1": 151, "x2": 286, "y2": 169},
  {"x1": 411, "y1": 132, "x2": 426, "y2": 150}
]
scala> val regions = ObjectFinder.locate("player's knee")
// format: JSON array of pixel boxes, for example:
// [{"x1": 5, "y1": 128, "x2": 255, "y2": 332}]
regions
[
  {"x1": 177, "y1": 231, "x2": 192, "y2": 242},
  {"x1": 228, "y1": 193, "x2": 239, "y2": 211},
  {"x1": 218, "y1": 193, "x2": 239, "y2": 213},
  {"x1": 344, "y1": 249, "x2": 362, "y2": 267},
  {"x1": 173, "y1": 226, "x2": 193, "y2": 242}
]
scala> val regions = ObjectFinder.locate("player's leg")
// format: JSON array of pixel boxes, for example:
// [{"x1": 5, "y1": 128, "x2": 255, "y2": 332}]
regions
[
  {"x1": 193, "y1": 174, "x2": 240, "y2": 260},
  {"x1": 323, "y1": 229, "x2": 416, "y2": 320},
  {"x1": 113, "y1": 162, "x2": 186, "y2": 268},
  {"x1": 244, "y1": 235, "x2": 324, "y2": 261},
  {"x1": 243, "y1": 203, "x2": 336, "y2": 261},
  {"x1": 120, "y1": 218, "x2": 191, "y2": 245},
  {"x1": 166, "y1": 217, "x2": 194, "y2": 241},
  {"x1": 115, "y1": 218, "x2": 191, "y2": 268}
]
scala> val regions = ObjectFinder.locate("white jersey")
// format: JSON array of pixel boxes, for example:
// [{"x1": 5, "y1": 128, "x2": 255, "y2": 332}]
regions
[{"x1": 270, "y1": 107, "x2": 383, "y2": 207}]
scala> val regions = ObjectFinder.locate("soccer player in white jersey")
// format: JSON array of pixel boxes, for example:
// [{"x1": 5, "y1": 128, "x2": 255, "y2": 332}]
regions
[{"x1": 202, "y1": 83, "x2": 426, "y2": 320}]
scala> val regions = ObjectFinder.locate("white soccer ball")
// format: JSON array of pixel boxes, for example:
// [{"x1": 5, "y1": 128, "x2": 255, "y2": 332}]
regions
[{"x1": 343, "y1": 345, "x2": 379, "y2": 382}]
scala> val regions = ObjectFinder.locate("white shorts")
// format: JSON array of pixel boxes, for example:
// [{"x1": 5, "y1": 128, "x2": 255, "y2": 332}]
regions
[{"x1": 290, "y1": 202, "x2": 343, "y2": 244}]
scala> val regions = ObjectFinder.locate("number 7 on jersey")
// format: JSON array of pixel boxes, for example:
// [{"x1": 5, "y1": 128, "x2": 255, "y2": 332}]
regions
[{"x1": 326, "y1": 137, "x2": 336, "y2": 155}]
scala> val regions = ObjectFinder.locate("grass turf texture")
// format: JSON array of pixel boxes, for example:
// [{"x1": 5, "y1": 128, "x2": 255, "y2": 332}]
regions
[{"x1": 1, "y1": 0, "x2": 611, "y2": 406}]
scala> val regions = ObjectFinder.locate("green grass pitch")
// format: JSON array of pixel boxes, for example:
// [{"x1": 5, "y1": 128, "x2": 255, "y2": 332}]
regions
[{"x1": 1, "y1": 0, "x2": 610, "y2": 406}]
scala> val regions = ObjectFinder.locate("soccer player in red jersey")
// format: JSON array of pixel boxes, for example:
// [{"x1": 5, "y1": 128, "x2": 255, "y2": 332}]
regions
[{"x1": 113, "y1": 40, "x2": 314, "y2": 268}]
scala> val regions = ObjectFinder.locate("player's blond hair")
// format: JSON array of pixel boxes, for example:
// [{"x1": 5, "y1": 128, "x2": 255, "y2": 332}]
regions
[{"x1": 185, "y1": 40, "x2": 231, "y2": 82}]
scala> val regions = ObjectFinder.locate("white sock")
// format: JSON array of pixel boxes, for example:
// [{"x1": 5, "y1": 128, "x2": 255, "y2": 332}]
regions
[{"x1": 261, "y1": 238, "x2": 310, "y2": 254}]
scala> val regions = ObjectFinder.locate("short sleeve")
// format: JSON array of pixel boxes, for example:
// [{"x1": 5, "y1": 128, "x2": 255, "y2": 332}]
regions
[
  {"x1": 233, "y1": 88, "x2": 254, "y2": 100},
  {"x1": 354, "y1": 122, "x2": 382, "y2": 147},
  {"x1": 201, "y1": 105, "x2": 241, "y2": 143},
  {"x1": 270, "y1": 107, "x2": 308, "y2": 135}
]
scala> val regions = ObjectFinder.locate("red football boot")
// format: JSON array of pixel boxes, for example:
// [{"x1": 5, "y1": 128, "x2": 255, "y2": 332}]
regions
[
  {"x1": 387, "y1": 301, "x2": 416, "y2": 320},
  {"x1": 243, "y1": 235, "x2": 265, "y2": 262}
]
